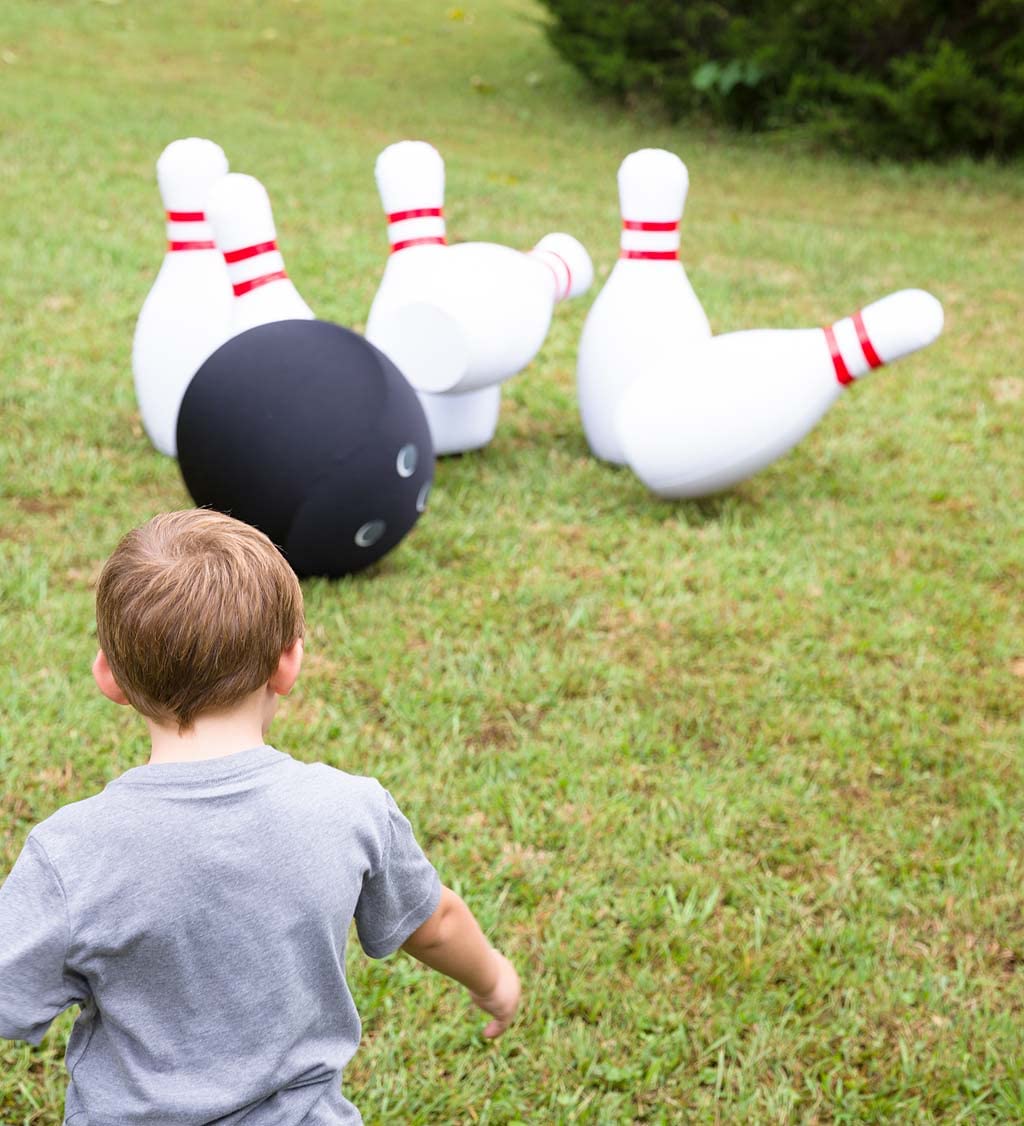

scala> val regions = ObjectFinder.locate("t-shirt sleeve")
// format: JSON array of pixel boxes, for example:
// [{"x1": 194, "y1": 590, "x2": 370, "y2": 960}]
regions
[
  {"x1": 354, "y1": 790, "x2": 441, "y2": 959},
  {"x1": 0, "y1": 835, "x2": 86, "y2": 1044}
]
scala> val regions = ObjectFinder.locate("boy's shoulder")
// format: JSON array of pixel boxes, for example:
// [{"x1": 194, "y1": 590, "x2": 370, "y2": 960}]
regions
[
  {"x1": 254, "y1": 751, "x2": 394, "y2": 809},
  {"x1": 28, "y1": 786, "x2": 122, "y2": 845},
  {"x1": 26, "y1": 750, "x2": 393, "y2": 860}
]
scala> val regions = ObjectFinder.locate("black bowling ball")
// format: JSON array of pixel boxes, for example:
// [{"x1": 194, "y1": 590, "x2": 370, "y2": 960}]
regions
[{"x1": 176, "y1": 319, "x2": 433, "y2": 577}]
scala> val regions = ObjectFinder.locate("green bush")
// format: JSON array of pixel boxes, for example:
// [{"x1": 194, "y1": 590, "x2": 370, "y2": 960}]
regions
[{"x1": 539, "y1": 0, "x2": 1024, "y2": 159}]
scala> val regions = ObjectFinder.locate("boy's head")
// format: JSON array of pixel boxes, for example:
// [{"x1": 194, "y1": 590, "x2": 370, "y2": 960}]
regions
[{"x1": 95, "y1": 509, "x2": 305, "y2": 730}]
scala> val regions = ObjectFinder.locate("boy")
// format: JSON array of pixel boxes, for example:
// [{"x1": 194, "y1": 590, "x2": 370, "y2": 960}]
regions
[{"x1": 0, "y1": 509, "x2": 520, "y2": 1124}]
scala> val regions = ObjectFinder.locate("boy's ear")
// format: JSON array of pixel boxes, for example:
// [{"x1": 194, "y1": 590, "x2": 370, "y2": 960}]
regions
[
  {"x1": 92, "y1": 650, "x2": 130, "y2": 706},
  {"x1": 269, "y1": 637, "x2": 304, "y2": 697}
]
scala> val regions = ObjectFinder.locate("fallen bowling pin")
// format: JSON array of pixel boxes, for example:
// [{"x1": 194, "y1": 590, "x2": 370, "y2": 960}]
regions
[
  {"x1": 132, "y1": 138, "x2": 233, "y2": 457},
  {"x1": 206, "y1": 172, "x2": 314, "y2": 336},
  {"x1": 577, "y1": 148, "x2": 711, "y2": 465},
  {"x1": 366, "y1": 139, "x2": 592, "y2": 453},
  {"x1": 374, "y1": 231, "x2": 593, "y2": 395},
  {"x1": 616, "y1": 288, "x2": 944, "y2": 499},
  {"x1": 367, "y1": 140, "x2": 499, "y2": 455}
]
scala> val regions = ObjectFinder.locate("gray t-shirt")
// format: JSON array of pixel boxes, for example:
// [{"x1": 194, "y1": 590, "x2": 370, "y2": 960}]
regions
[{"x1": 0, "y1": 746, "x2": 441, "y2": 1125}]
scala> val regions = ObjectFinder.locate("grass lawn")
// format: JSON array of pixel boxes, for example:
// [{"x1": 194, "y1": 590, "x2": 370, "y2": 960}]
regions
[{"x1": 2, "y1": 0, "x2": 1023, "y2": 1121}]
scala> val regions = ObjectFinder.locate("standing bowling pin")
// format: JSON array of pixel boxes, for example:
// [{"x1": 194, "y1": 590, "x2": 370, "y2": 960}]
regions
[
  {"x1": 132, "y1": 138, "x2": 233, "y2": 457},
  {"x1": 206, "y1": 173, "x2": 314, "y2": 337},
  {"x1": 616, "y1": 289, "x2": 944, "y2": 498},
  {"x1": 366, "y1": 140, "x2": 501, "y2": 456},
  {"x1": 577, "y1": 149, "x2": 711, "y2": 465}
]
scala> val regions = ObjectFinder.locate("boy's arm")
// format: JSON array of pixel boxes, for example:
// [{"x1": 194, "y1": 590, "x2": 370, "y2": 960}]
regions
[
  {"x1": 0, "y1": 836, "x2": 86, "y2": 1043},
  {"x1": 401, "y1": 885, "x2": 521, "y2": 1039}
]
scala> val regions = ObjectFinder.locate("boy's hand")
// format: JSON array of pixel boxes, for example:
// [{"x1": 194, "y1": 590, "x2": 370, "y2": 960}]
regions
[
  {"x1": 401, "y1": 888, "x2": 520, "y2": 1038},
  {"x1": 469, "y1": 951, "x2": 521, "y2": 1039}
]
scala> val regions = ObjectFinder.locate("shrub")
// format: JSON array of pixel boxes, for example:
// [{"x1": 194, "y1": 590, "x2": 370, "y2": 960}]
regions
[{"x1": 539, "y1": 0, "x2": 1024, "y2": 159}]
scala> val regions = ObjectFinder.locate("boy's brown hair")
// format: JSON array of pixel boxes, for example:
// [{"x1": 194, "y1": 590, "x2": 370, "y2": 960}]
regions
[{"x1": 96, "y1": 510, "x2": 305, "y2": 730}]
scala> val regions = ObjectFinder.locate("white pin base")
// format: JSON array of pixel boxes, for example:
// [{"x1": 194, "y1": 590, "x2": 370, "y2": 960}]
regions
[
  {"x1": 132, "y1": 259, "x2": 232, "y2": 457},
  {"x1": 577, "y1": 268, "x2": 710, "y2": 465},
  {"x1": 418, "y1": 386, "x2": 501, "y2": 456}
]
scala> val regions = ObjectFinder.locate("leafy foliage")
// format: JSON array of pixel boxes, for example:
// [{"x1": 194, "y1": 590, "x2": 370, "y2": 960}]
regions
[{"x1": 539, "y1": 0, "x2": 1024, "y2": 158}]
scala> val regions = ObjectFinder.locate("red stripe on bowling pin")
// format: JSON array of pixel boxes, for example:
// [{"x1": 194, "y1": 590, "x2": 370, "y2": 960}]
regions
[
  {"x1": 825, "y1": 311, "x2": 884, "y2": 386},
  {"x1": 824, "y1": 325, "x2": 853, "y2": 385},
  {"x1": 386, "y1": 206, "x2": 446, "y2": 253},
  {"x1": 165, "y1": 211, "x2": 215, "y2": 251},
  {"x1": 233, "y1": 270, "x2": 288, "y2": 297},
  {"x1": 620, "y1": 249, "x2": 678, "y2": 261},
  {"x1": 391, "y1": 236, "x2": 447, "y2": 253},
  {"x1": 622, "y1": 220, "x2": 678, "y2": 232},
  {"x1": 853, "y1": 311, "x2": 883, "y2": 369},
  {"x1": 620, "y1": 217, "x2": 679, "y2": 260},
  {"x1": 387, "y1": 207, "x2": 444, "y2": 223},
  {"x1": 222, "y1": 240, "x2": 289, "y2": 296},
  {"x1": 531, "y1": 247, "x2": 573, "y2": 302},
  {"x1": 549, "y1": 249, "x2": 573, "y2": 302},
  {"x1": 223, "y1": 240, "x2": 278, "y2": 264}
]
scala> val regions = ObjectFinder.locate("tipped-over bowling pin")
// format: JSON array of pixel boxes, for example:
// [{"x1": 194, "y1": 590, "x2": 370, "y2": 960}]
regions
[
  {"x1": 206, "y1": 173, "x2": 314, "y2": 336},
  {"x1": 367, "y1": 140, "x2": 593, "y2": 453},
  {"x1": 366, "y1": 140, "x2": 497, "y2": 456},
  {"x1": 373, "y1": 231, "x2": 593, "y2": 395},
  {"x1": 131, "y1": 138, "x2": 233, "y2": 457},
  {"x1": 616, "y1": 289, "x2": 944, "y2": 498},
  {"x1": 577, "y1": 148, "x2": 711, "y2": 465}
]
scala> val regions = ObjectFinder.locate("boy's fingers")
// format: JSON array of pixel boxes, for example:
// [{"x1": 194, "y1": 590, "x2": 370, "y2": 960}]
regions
[{"x1": 472, "y1": 953, "x2": 520, "y2": 1039}]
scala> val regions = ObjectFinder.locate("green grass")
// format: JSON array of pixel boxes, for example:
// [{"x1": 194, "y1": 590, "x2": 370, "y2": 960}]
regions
[{"x1": 2, "y1": 1, "x2": 1024, "y2": 1122}]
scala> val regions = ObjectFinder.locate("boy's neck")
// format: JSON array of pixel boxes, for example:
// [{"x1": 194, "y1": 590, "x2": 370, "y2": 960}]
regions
[{"x1": 145, "y1": 688, "x2": 275, "y2": 765}]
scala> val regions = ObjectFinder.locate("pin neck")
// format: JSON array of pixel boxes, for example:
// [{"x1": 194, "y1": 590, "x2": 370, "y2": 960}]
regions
[
  {"x1": 165, "y1": 210, "x2": 216, "y2": 252},
  {"x1": 824, "y1": 310, "x2": 884, "y2": 386},
  {"x1": 529, "y1": 247, "x2": 573, "y2": 302},
  {"x1": 221, "y1": 238, "x2": 289, "y2": 298},
  {"x1": 386, "y1": 206, "x2": 446, "y2": 254},
  {"x1": 619, "y1": 217, "x2": 680, "y2": 260},
  {"x1": 620, "y1": 249, "x2": 678, "y2": 261}
]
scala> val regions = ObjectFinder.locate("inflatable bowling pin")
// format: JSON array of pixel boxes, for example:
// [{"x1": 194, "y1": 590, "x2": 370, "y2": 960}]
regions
[
  {"x1": 577, "y1": 149, "x2": 711, "y2": 465},
  {"x1": 616, "y1": 289, "x2": 944, "y2": 498},
  {"x1": 375, "y1": 232, "x2": 593, "y2": 395},
  {"x1": 367, "y1": 140, "x2": 593, "y2": 453},
  {"x1": 366, "y1": 141, "x2": 448, "y2": 334},
  {"x1": 132, "y1": 138, "x2": 233, "y2": 457},
  {"x1": 206, "y1": 173, "x2": 314, "y2": 336},
  {"x1": 365, "y1": 141, "x2": 497, "y2": 456}
]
